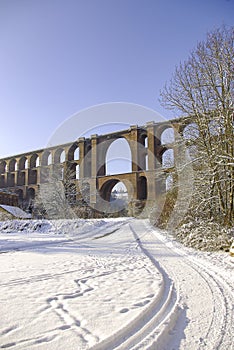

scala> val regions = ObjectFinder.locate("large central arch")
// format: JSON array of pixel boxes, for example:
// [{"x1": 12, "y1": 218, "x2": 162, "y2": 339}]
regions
[
  {"x1": 99, "y1": 177, "x2": 134, "y2": 203},
  {"x1": 100, "y1": 179, "x2": 121, "y2": 201}
]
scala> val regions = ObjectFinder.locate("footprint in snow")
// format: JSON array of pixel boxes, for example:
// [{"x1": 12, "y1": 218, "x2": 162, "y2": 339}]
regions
[
  {"x1": 133, "y1": 299, "x2": 150, "y2": 307},
  {"x1": 119, "y1": 294, "x2": 154, "y2": 314},
  {"x1": 119, "y1": 308, "x2": 129, "y2": 313}
]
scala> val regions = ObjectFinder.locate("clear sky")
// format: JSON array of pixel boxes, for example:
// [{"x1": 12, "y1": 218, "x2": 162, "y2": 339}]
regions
[{"x1": 0, "y1": 0, "x2": 233, "y2": 158}]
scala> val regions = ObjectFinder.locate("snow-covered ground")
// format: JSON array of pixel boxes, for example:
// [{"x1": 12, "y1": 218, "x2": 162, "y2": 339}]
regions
[{"x1": 0, "y1": 218, "x2": 233, "y2": 350}]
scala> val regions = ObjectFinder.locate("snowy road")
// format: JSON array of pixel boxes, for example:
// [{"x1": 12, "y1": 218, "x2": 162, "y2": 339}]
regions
[
  {"x1": 127, "y1": 221, "x2": 234, "y2": 350},
  {"x1": 0, "y1": 218, "x2": 233, "y2": 349}
]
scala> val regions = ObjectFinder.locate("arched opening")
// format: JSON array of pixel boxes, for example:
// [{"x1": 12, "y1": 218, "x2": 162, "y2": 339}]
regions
[
  {"x1": 139, "y1": 134, "x2": 148, "y2": 170},
  {"x1": 110, "y1": 182, "x2": 128, "y2": 208},
  {"x1": 41, "y1": 151, "x2": 52, "y2": 166},
  {"x1": 183, "y1": 123, "x2": 199, "y2": 140},
  {"x1": 68, "y1": 143, "x2": 79, "y2": 161},
  {"x1": 106, "y1": 138, "x2": 132, "y2": 175},
  {"x1": 100, "y1": 180, "x2": 129, "y2": 215},
  {"x1": 54, "y1": 148, "x2": 65, "y2": 163},
  {"x1": 27, "y1": 187, "x2": 35, "y2": 199},
  {"x1": 17, "y1": 171, "x2": 25, "y2": 186},
  {"x1": 28, "y1": 169, "x2": 37, "y2": 184},
  {"x1": 74, "y1": 148, "x2": 79, "y2": 161},
  {"x1": 161, "y1": 127, "x2": 175, "y2": 145},
  {"x1": 162, "y1": 149, "x2": 174, "y2": 168},
  {"x1": 8, "y1": 173, "x2": 15, "y2": 187},
  {"x1": 19, "y1": 157, "x2": 28, "y2": 170},
  {"x1": 30, "y1": 154, "x2": 39, "y2": 168},
  {"x1": 100, "y1": 179, "x2": 129, "y2": 204},
  {"x1": 139, "y1": 133, "x2": 148, "y2": 148},
  {"x1": 48, "y1": 153, "x2": 52, "y2": 165},
  {"x1": 67, "y1": 163, "x2": 76, "y2": 180},
  {"x1": 0, "y1": 161, "x2": 6, "y2": 173},
  {"x1": 138, "y1": 176, "x2": 147, "y2": 200},
  {"x1": 0, "y1": 175, "x2": 5, "y2": 187},
  {"x1": 60, "y1": 151, "x2": 65, "y2": 163},
  {"x1": 9, "y1": 159, "x2": 16, "y2": 172},
  {"x1": 144, "y1": 136, "x2": 148, "y2": 148}
]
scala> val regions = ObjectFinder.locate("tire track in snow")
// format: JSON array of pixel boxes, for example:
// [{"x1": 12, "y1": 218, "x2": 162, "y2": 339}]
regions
[
  {"x1": 144, "y1": 221, "x2": 234, "y2": 350},
  {"x1": 90, "y1": 222, "x2": 180, "y2": 350},
  {"x1": 181, "y1": 254, "x2": 234, "y2": 350},
  {"x1": 92, "y1": 219, "x2": 233, "y2": 350}
]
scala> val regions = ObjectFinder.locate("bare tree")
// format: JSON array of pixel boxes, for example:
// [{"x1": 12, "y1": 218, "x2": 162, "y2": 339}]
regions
[
  {"x1": 34, "y1": 165, "x2": 78, "y2": 219},
  {"x1": 160, "y1": 26, "x2": 234, "y2": 226},
  {"x1": 34, "y1": 163, "x2": 93, "y2": 219}
]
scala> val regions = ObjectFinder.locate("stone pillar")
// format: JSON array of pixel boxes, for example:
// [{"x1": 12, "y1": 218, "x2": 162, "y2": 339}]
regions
[
  {"x1": 146, "y1": 121, "x2": 156, "y2": 171},
  {"x1": 90, "y1": 135, "x2": 98, "y2": 204},
  {"x1": 171, "y1": 121, "x2": 183, "y2": 164},
  {"x1": 3, "y1": 173, "x2": 7, "y2": 188},
  {"x1": 36, "y1": 167, "x2": 40, "y2": 185},
  {"x1": 50, "y1": 149, "x2": 56, "y2": 165},
  {"x1": 145, "y1": 122, "x2": 157, "y2": 201},
  {"x1": 25, "y1": 168, "x2": 29, "y2": 186},
  {"x1": 129, "y1": 125, "x2": 140, "y2": 172},
  {"x1": 78, "y1": 137, "x2": 85, "y2": 179},
  {"x1": 145, "y1": 172, "x2": 157, "y2": 201},
  {"x1": 91, "y1": 134, "x2": 98, "y2": 177}
]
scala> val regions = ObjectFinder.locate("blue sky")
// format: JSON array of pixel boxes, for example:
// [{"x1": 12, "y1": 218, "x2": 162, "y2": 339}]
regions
[{"x1": 0, "y1": 0, "x2": 233, "y2": 158}]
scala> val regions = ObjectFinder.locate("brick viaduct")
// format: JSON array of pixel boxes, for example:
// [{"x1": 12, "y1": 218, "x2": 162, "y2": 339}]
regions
[{"x1": 0, "y1": 117, "x2": 191, "y2": 213}]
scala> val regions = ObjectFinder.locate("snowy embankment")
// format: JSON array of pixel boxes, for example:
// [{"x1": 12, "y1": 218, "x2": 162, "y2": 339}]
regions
[{"x1": 0, "y1": 218, "x2": 233, "y2": 350}]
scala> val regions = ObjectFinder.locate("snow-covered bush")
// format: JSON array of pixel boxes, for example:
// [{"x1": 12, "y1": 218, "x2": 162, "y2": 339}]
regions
[{"x1": 175, "y1": 220, "x2": 233, "y2": 251}]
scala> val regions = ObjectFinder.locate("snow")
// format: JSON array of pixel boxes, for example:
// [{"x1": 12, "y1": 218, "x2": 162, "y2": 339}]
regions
[
  {"x1": 0, "y1": 205, "x2": 31, "y2": 219},
  {"x1": 0, "y1": 218, "x2": 233, "y2": 349}
]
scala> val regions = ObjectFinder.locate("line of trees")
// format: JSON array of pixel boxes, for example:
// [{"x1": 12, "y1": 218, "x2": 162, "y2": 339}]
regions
[{"x1": 160, "y1": 25, "x2": 233, "y2": 227}]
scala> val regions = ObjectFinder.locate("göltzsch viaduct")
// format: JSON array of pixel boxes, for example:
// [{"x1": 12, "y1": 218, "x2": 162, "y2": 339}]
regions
[{"x1": 0, "y1": 117, "x2": 191, "y2": 213}]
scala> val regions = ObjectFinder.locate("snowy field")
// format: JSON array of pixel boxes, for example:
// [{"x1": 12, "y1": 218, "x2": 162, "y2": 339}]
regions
[{"x1": 0, "y1": 218, "x2": 233, "y2": 350}]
